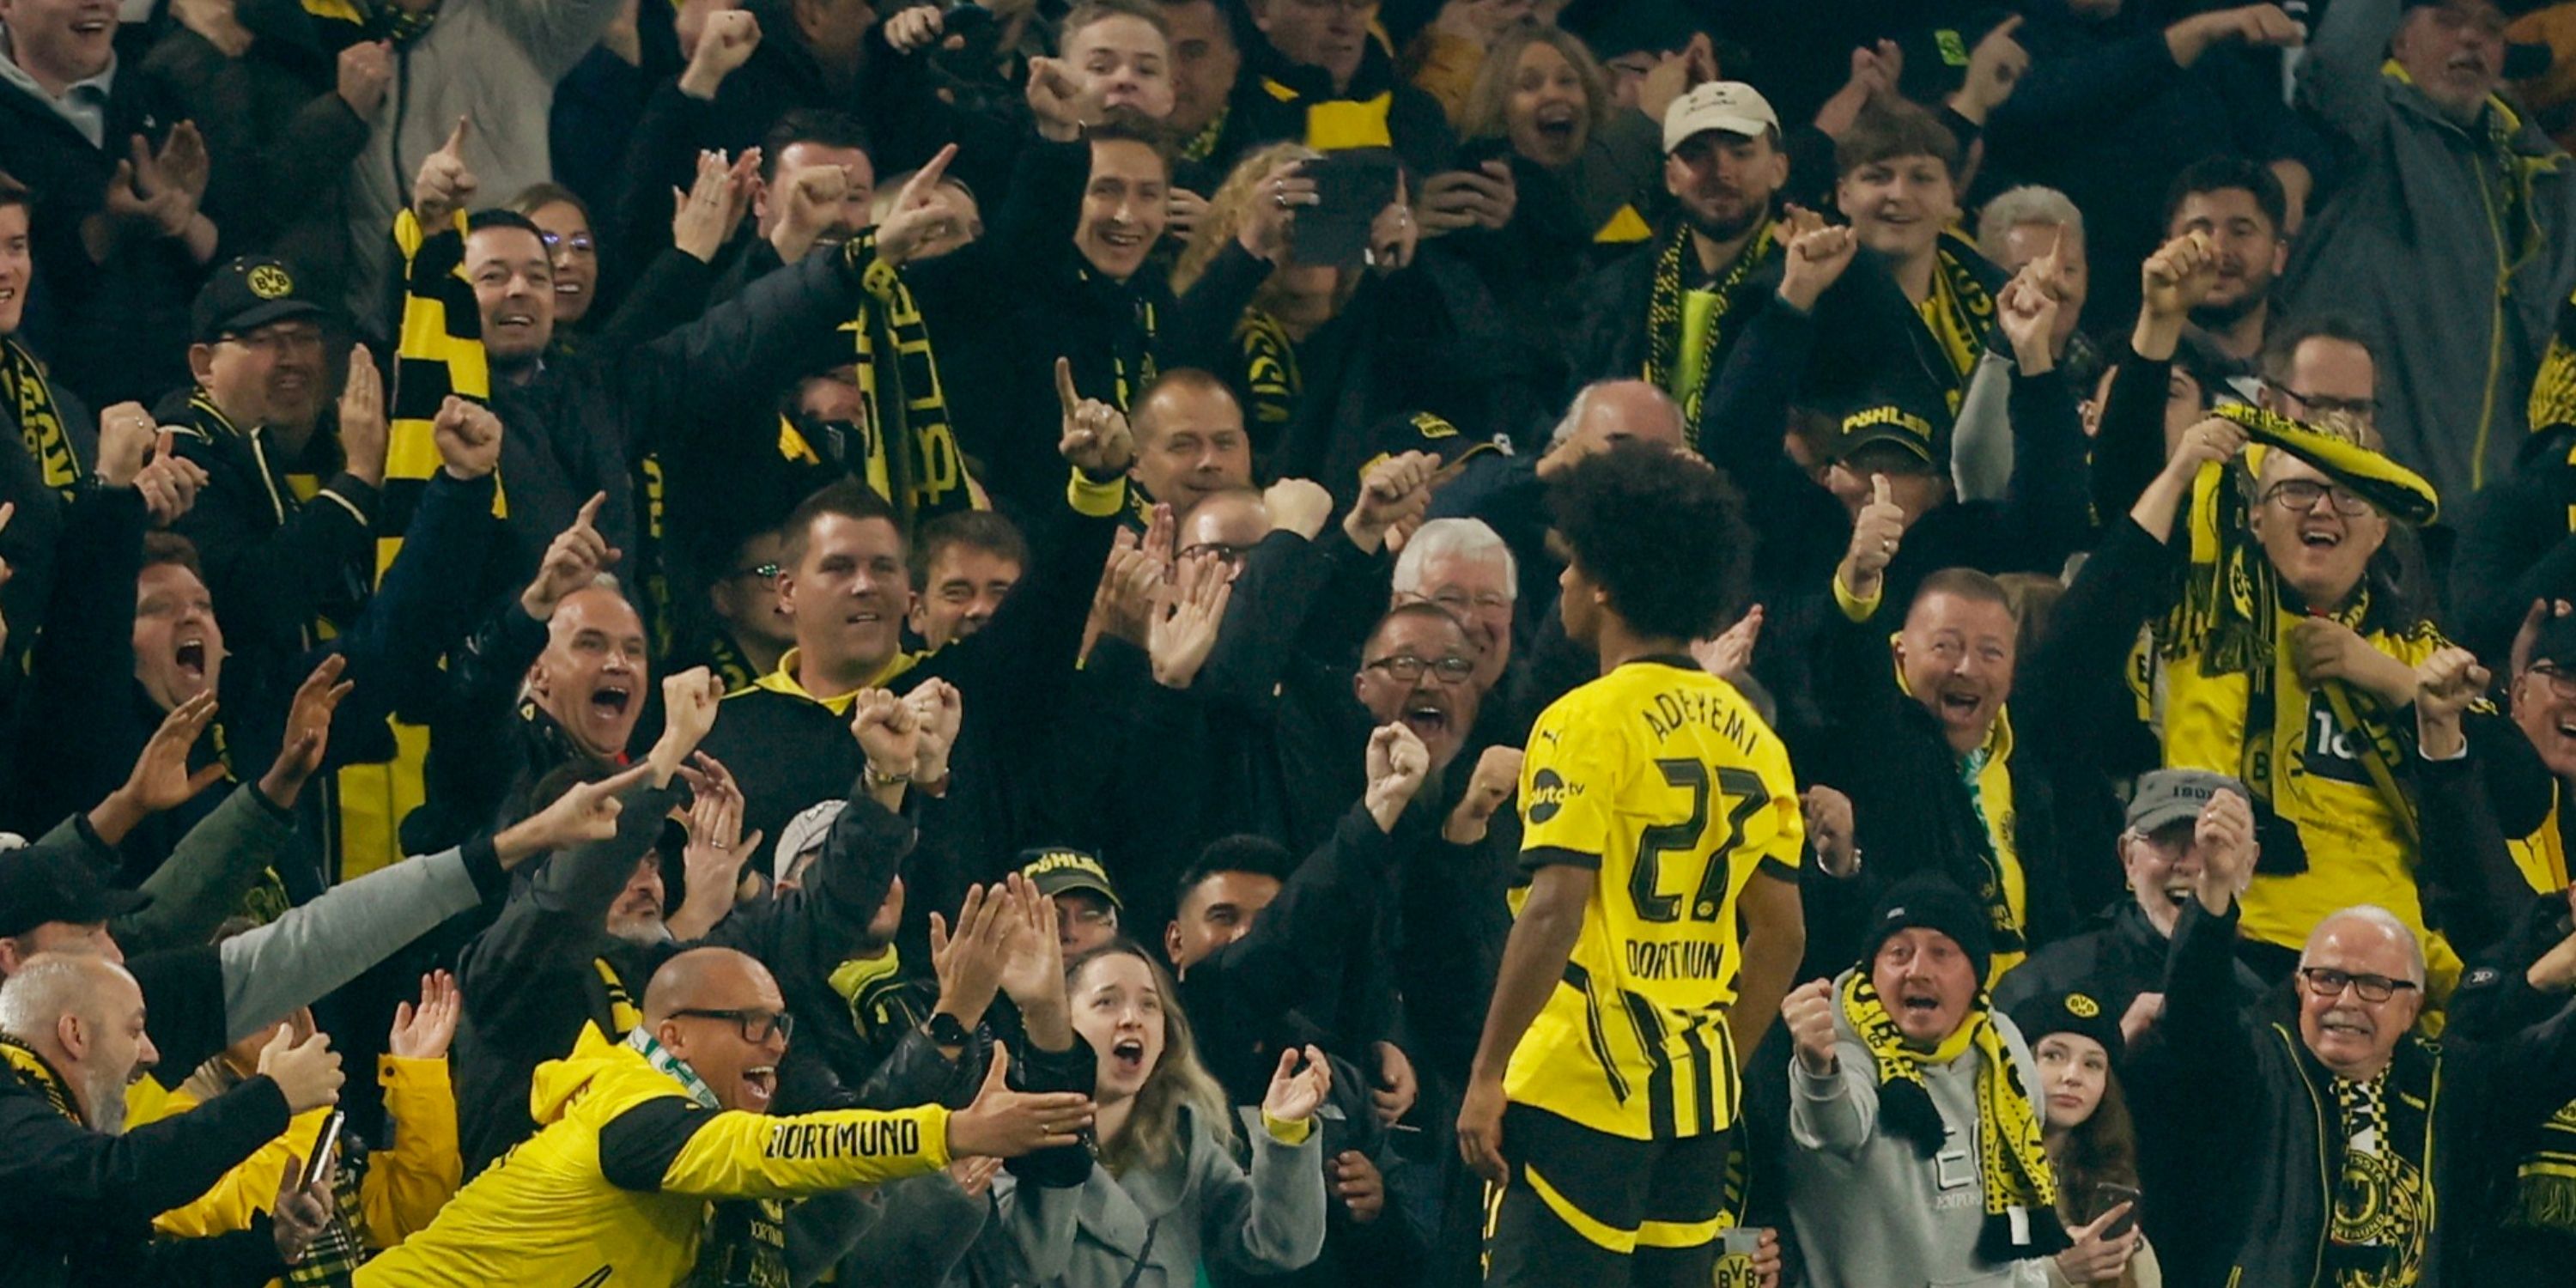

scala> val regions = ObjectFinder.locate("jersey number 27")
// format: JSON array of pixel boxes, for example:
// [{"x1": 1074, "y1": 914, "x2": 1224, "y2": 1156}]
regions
[{"x1": 1630, "y1": 759, "x2": 1767, "y2": 924}]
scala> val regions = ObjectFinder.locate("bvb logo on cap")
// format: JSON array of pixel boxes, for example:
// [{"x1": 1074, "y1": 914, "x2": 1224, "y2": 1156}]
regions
[
  {"x1": 247, "y1": 264, "x2": 295, "y2": 300},
  {"x1": 2065, "y1": 993, "x2": 2101, "y2": 1019}
]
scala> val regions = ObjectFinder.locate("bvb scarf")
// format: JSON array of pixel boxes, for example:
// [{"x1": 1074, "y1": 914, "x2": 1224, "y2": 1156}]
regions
[
  {"x1": 1918, "y1": 230, "x2": 1997, "y2": 416},
  {"x1": 1837, "y1": 970, "x2": 2066, "y2": 1264},
  {"x1": 2320, "y1": 1048, "x2": 2436, "y2": 1286},
  {"x1": 2154, "y1": 404, "x2": 2446, "y2": 866},
  {"x1": 1642, "y1": 221, "x2": 1775, "y2": 434},
  {"x1": 0, "y1": 337, "x2": 80, "y2": 500},
  {"x1": 0, "y1": 1033, "x2": 80, "y2": 1123},
  {"x1": 1237, "y1": 309, "x2": 1301, "y2": 448},
  {"x1": 382, "y1": 208, "x2": 501, "y2": 579}
]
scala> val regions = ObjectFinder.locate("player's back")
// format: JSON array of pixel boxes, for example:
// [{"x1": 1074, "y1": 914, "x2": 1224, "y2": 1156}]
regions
[{"x1": 1507, "y1": 657, "x2": 1804, "y2": 1141}]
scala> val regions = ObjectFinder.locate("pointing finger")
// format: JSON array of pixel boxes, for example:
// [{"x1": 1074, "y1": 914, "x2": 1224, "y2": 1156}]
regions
[
  {"x1": 1054, "y1": 356, "x2": 1079, "y2": 415},
  {"x1": 442, "y1": 115, "x2": 471, "y2": 158},
  {"x1": 574, "y1": 491, "x2": 607, "y2": 531}
]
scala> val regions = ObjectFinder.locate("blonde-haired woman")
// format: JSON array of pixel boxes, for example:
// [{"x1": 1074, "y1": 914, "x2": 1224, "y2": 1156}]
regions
[
  {"x1": 997, "y1": 941, "x2": 1332, "y2": 1287},
  {"x1": 1164, "y1": 143, "x2": 1417, "y2": 478}
]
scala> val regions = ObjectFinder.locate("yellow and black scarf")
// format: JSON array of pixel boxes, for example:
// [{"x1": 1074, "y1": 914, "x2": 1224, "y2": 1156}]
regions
[
  {"x1": 0, "y1": 337, "x2": 81, "y2": 501},
  {"x1": 2322, "y1": 1050, "x2": 2435, "y2": 1286},
  {"x1": 594, "y1": 957, "x2": 642, "y2": 1037},
  {"x1": 1237, "y1": 309, "x2": 1300, "y2": 445},
  {"x1": 1642, "y1": 221, "x2": 1774, "y2": 434},
  {"x1": 2156, "y1": 404, "x2": 2445, "y2": 860},
  {"x1": 1180, "y1": 104, "x2": 1230, "y2": 166},
  {"x1": 382, "y1": 208, "x2": 503, "y2": 578},
  {"x1": 300, "y1": 0, "x2": 440, "y2": 49},
  {"x1": 838, "y1": 232, "x2": 987, "y2": 530},
  {"x1": 0, "y1": 1033, "x2": 80, "y2": 1124},
  {"x1": 1838, "y1": 969, "x2": 2065, "y2": 1263},
  {"x1": 1919, "y1": 231, "x2": 1997, "y2": 416},
  {"x1": 2512, "y1": 1100, "x2": 2576, "y2": 1237}
]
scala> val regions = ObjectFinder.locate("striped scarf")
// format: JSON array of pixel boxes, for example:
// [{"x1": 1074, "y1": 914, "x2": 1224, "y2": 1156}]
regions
[
  {"x1": 1642, "y1": 221, "x2": 1773, "y2": 434},
  {"x1": 0, "y1": 337, "x2": 80, "y2": 501},
  {"x1": 1919, "y1": 232, "x2": 1997, "y2": 416},
  {"x1": 1237, "y1": 309, "x2": 1300, "y2": 448},
  {"x1": 1838, "y1": 969, "x2": 2065, "y2": 1265},
  {"x1": 381, "y1": 208, "x2": 502, "y2": 579}
]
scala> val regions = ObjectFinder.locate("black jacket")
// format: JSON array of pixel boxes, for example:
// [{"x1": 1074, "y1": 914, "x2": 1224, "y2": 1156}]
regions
[
  {"x1": 452, "y1": 775, "x2": 899, "y2": 1173},
  {"x1": 2451, "y1": 422, "x2": 2576, "y2": 669},
  {"x1": 0, "y1": 1050, "x2": 292, "y2": 1288},
  {"x1": 2162, "y1": 898, "x2": 2576, "y2": 1287},
  {"x1": 161, "y1": 389, "x2": 377, "y2": 659},
  {"x1": 13, "y1": 470, "x2": 492, "y2": 886},
  {"x1": 0, "y1": 61, "x2": 201, "y2": 407}
]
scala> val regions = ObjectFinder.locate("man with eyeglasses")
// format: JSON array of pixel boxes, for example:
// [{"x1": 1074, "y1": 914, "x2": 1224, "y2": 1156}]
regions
[
  {"x1": 2158, "y1": 791, "x2": 2576, "y2": 1288},
  {"x1": 1392, "y1": 517, "x2": 1516, "y2": 696},
  {"x1": 2503, "y1": 612, "x2": 2576, "y2": 894},
  {"x1": 164, "y1": 258, "x2": 386, "y2": 659},
  {"x1": 357, "y1": 945, "x2": 1090, "y2": 1286},
  {"x1": 2257, "y1": 316, "x2": 2381, "y2": 437}
]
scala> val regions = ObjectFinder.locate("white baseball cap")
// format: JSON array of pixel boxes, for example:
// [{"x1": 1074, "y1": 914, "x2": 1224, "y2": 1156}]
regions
[{"x1": 1662, "y1": 82, "x2": 1780, "y2": 153}]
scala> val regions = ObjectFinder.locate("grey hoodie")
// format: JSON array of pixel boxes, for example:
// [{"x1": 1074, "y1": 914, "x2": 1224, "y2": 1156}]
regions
[{"x1": 1787, "y1": 969, "x2": 2053, "y2": 1288}]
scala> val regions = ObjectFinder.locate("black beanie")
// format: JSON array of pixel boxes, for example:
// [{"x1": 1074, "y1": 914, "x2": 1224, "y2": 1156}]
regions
[
  {"x1": 2007, "y1": 989, "x2": 2128, "y2": 1076},
  {"x1": 1859, "y1": 873, "x2": 1994, "y2": 987}
]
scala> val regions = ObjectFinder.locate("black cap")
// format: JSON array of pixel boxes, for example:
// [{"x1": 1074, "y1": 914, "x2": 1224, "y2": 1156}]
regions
[
  {"x1": 1859, "y1": 873, "x2": 1992, "y2": 987},
  {"x1": 2007, "y1": 989, "x2": 2128, "y2": 1075},
  {"x1": 0, "y1": 842, "x2": 151, "y2": 939},
  {"x1": 1831, "y1": 386, "x2": 1947, "y2": 469},
  {"x1": 1360, "y1": 410, "x2": 1503, "y2": 489},
  {"x1": 191, "y1": 256, "x2": 326, "y2": 344},
  {"x1": 1018, "y1": 847, "x2": 1121, "y2": 909}
]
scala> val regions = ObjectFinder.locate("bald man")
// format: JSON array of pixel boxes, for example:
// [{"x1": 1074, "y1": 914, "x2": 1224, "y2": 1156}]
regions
[
  {"x1": 0, "y1": 953, "x2": 341, "y2": 1283},
  {"x1": 357, "y1": 947, "x2": 1091, "y2": 1285},
  {"x1": 2156, "y1": 829, "x2": 2576, "y2": 1285},
  {"x1": 1130, "y1": 371, "x2": 1254, "y2": 517}
]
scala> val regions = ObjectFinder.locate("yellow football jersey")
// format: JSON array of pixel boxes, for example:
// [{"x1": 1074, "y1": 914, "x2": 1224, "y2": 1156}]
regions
[{"x1": 1504, "y1": 658, "x2": 1805, "y2": 1141}]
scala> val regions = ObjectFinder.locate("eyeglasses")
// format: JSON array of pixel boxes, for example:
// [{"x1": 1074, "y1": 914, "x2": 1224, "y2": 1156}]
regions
[
  {"x1": 2296, "y1": 967, "x2": 2417, "y2": 1005},
  {"x1": 2529, "y1": 664, "x2": 2576, "y2": 702},
  {"x1": 669, "y1": 1007, "x2": 796, "y2": 1044},
  {"x1": 2261, "y1": 478, "x2": 2373, "y2": 518},
  {"x1": 538, "y1": 230, "x2": 597, "y2": 258},
  {"x1": 223, "y1": 326, "x2": 325, "y2": 355},
  {"x1": 2264, "y1": 379, "x2": 2377, "y2": 422},
  {"x1": 1063, "y1": 904, "x2": 1117, "y2": 927},
  {"x1": 1364, "y1": 653, "x2": 1475, "y2": 684},
  {"x1": 731, "y1": 562, "x2": 782, "y2": 584}
]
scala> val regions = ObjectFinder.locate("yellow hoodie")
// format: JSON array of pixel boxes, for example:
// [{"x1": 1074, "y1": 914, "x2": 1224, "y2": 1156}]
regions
[{"x1": 355, "y1": 1025, "x2": 951, "y2": 1285}]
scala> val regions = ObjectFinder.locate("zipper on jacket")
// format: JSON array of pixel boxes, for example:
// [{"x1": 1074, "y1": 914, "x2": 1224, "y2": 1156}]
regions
[{"x1": 2473, "y1": 163, "x2": 2508, "y2": 491}]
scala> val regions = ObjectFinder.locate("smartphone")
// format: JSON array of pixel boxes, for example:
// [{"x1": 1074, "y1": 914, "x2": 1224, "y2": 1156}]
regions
[
  {"x1": 1298, "y1": 150, "x2": 1400, "y2": 272},
  {"x1": 1453, "y1": 136, "x2": 1515, "y2": 173},
  {"x1": 303, "y1": 1110, "x2": 347, "y2": 1189},
  {"x1": 2096, "y1": 1182, "x2": 2142, "y2": 1239}
]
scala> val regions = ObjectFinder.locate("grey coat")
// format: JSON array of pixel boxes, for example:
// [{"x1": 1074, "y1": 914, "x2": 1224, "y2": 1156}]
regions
[
  {"x1": 994, "y1": 1106, "x2": 1326, "y2": 1288},
  {"x1": 1786, "y1": 969, "x2": 2054, "y2": 1288},
  {"x1": 2284, "y1": 0, "x2": 2576, "y2": 500}
]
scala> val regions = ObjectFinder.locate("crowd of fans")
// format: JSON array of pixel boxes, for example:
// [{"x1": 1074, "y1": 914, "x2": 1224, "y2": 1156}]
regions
[{"x1": 14, "y1": 0, "x2": 2576, "y2": 1283}]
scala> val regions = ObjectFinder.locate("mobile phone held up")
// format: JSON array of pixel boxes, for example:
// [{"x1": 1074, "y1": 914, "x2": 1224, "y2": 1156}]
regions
[
  {"x1": 1297, "y1": 149, "x2": 1400, "y2": 272},
  {"x1": 2096, "y1": 1182, "x2": 2142, "y2": 1240},
  {"x1": 304, "y1": 1109, "x2": 347, "y2": 1190}
]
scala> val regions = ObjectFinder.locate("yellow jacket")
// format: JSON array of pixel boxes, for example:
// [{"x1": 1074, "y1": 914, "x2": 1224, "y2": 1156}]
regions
[
  {"x1": 355, "y1": 1024, "x2": 951, "y2": 1285},
  {"x1": 153, "y1": 1055, "x2": 459, "y2": 1260}
]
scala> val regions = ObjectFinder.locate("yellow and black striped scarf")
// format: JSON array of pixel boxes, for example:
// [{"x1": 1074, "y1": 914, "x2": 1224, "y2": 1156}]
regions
[
  {"x1": 2323, "y1": 1050, "x2": 2436, "y2": 1285},
  {"x1": 1237, "y1": 309, "x2": 1299, "y2": 441},
  {"x1": 1642, "y1": 221, "x2": 1774, "y2": 434},
  {"x1": 1839, "y1": 969, "x2": 2064, "y2": 1263},
  {"x1": 381, "y1": 208, "x2": 503, "y2": 578},
  {"x1": 0, "y1": 337, "x2": 80, "y2": 500},
  {"x1": 2512, "y1": 1101, "x2": 2576, "y2": 1237},
  {"x1": 0, "y1": 1033, "x2": 80, "y2": 1123}
]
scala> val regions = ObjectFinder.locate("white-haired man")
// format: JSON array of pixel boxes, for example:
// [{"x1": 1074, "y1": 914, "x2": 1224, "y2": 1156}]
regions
[
  {"x1": 1393, "y1": 518, "x2": 1518, "y2": 694},
  {"x1": 1, "y1": 953, "x2": 345, "y2": 1283},
  {"x1": 2159, "y1": 805, "x2": 2576, "y2": 1285}
]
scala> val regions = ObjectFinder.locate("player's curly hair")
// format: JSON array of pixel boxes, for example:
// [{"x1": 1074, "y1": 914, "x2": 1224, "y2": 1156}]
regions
[{"x1": 1550, "y1": 441, "x2": 1748, "y2": 642}]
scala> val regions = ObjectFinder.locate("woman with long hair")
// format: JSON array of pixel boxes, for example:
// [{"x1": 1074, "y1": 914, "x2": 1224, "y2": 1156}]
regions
[
  {"x1": 2013, "y1": 992, "x2": 2163, "y2": 1286},
  {"x1": 998, "y1": 940, "x2": 1332, "y2": 1286}
]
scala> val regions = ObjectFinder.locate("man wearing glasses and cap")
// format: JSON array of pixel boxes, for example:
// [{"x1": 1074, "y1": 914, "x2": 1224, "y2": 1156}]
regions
[{"x1": 1019, "y1": 846, "x2": 1122, "y2": 957}]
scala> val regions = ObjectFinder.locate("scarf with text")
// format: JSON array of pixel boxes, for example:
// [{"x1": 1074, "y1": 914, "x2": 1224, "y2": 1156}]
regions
[
  {"x1": 1642, "y1": 221, "x2": 1774, "y2": 434},
  {"x1": 1918, "y1": 230, "x2": 1996, "y2": 416},
  {"x1": 1838, "y1": 969, "x2": 2065, "y2": 1264},
  {"x1": 2155, "y1": 404, "x2": 2445, "y2": 864},
  {"x1": 0, "y1": 1033, "x2": 79, "y2": 1123},
  {"x1": 0, "y1": 337, "x2": 80, "y2": 501}
]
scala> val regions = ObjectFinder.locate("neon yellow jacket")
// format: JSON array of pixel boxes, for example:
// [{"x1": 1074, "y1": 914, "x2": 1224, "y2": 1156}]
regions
[
  {"x1": 152, "y1": 1055, "x2": 460, "y2": 1261},
  {"x1": 354, "y1": 1024, "x2": 951, "y2": 1285}
]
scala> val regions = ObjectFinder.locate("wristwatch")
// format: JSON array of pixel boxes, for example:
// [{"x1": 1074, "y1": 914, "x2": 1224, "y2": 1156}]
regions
[{"x1": 926, "y1": 1012, "x2": 972, "y2": 1049}]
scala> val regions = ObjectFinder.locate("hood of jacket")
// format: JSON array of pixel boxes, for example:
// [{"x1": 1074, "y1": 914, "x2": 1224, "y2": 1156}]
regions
[{"x1": 530, "y1": 1023, "x2": 690, "y2": 1128}]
